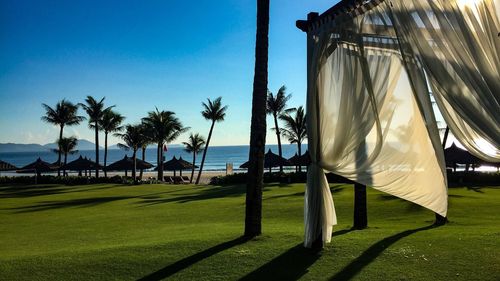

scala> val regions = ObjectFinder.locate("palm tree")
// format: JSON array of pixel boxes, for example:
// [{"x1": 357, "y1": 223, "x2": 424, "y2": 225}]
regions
[
  {"x1": 267, "y1": 86, "x2": 291, "y2": 172},
  {"x1": 79, "y1": 96, "x2": 114, "y2": 178},
  {"x1": 183, "y1": 133, "x2": 206, "y2": 183},
  {"x1": 115, "y1": 124, "x2": 144, "y2": 184},
  {"x1": 279, "y1": 106, "x2": 307, "y2": 171},
  {"x1": 245, "y1": 0, "x2": 269, "y2": 238},
  {"x1": 41, "y1": 99, "x2": 84, "y2": 176},
  {"x1": 195, "y1": 97, "x2": 228, "y2": 184},
  {"x1": 54, "y1": 137, "x2": 78, "y2": 176},
  {"x1": 98, "y1": 110, "x2": 124, "y2": 177},
  {"x1": 142, "y1": 109, "x2": 187, "y2": 181},
  {"x1": 138, "y1": 123, "x2": 154, "y2": 179}
]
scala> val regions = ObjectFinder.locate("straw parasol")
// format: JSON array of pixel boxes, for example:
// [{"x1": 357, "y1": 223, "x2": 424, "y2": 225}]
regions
[
  {"x1": 240, "y1": 149, "x2": 291, "y2": 173},
  {"x1": 17, "y1": 157, "x2": 56, "y2": 183},
  {"x1": 444, "y1": 143, "x2": 483, "y2": 171},
  {"x1": 0, "y1": 159, "x2": 18, "y2": 171},
  {"x1": 0, "y1": 159, "x2": 18, "y2": 176},
  {"x1": 106, "y1": 155, "x2": 153, "y2": 177},
  {"x1": 288, "y1": 150, "x2": 311, "y2": 167},
  {"x1": 62, "y1": 155, "x2": 102, "y2": 174},
  {"x1": 156, "y1": 156, "x2": 197, "y2": 176}
]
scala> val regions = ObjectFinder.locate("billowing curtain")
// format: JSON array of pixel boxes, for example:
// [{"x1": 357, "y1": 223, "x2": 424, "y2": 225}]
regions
[
  {"x1": 390, "y1": 0, "x2": 500, "y2": 161},
  {"x1": 305, "y1": 3, "x2": 449, "y2": 247}
]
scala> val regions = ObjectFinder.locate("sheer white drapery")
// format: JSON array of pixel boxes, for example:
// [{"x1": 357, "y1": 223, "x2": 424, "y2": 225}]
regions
[
  {"x1": 390, "y1": 0, "x2": 500, "y2": 161},
  {"x1": 304, "y1": 0, "x2": 499, "y2": 247}
]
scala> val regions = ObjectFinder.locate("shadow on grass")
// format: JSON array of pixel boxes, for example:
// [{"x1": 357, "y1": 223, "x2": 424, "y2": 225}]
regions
[
  {"x1": 238, "y1": 243, "x2": 320, "y2": 281},
  {"x1": 328, "y1": 224, "x2": 437, "y2": 280},
  {"x1": 136, "y1": 185, "x2": 247, "y2": 205},
  {"x1": 7, "y1": 196, "x2": 135, "y2": 213},
  {"x1": 238, "y1": 229, "x2": 353, "y2": 281},
  {"x1": 0, "y1": 184, "x2": 116, "y2": 199},
  {"x1": 138, "y1": 236, "x2": 250, "y2": 281}
]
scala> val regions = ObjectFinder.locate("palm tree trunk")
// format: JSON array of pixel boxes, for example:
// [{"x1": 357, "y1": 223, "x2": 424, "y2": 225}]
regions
[
  {"x1": 297, "y1": 142, "x2": 302, "y2": 172},
  {"x1": 157, "y1": 144, "x2": 161, "y2": 180},
  {"x1": 273, "y1": 114, "x2": 283, "y2": 172},
  {"x1": 140, "y1": 146, "x2": 146, "y2": 179},
  {"x1": 95, "y1": 122, "x2": 99, "y2": 178},
  {"x1": 64, "y1": 153, "x2": 68, "y2": 176},
  {"x1": 159, "y1": 142, "x2": 164, "y2": 181},
  {"x1": 57, "y1": 125, "x2": 63, "y2": 176},
  {"x1": 132, "y1": 149, "x2": 137, "y2": 184},
  {"x1": 190, "y1": 153, "x2": 196, "y2": 183},
  {"x1": 104, "y1": 132, "x2": 108, "y2": 178},
  {"x1": 245, "y1": 0, "x2": 269, "y2": 238},
  {"x1": 195, "y1": 121, "x2": 215, "y2": 184}
]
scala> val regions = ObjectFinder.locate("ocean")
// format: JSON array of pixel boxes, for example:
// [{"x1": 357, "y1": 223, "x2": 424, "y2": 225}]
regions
[{"x1": 0, "y1": 144, "x2": 308, "y2": 172}]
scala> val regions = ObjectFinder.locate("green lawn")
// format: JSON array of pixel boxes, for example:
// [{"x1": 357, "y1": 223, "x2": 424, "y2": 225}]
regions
[{"x1": 0, "y1": 182, "x2": 499, "y2": 281}]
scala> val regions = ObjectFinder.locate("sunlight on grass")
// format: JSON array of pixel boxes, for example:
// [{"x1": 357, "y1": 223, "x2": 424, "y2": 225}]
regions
[{"x1": 0, "y1": 183, "x2": 499, "y2": 280}]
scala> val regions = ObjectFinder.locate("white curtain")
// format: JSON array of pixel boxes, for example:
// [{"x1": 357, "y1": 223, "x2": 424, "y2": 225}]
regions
[
  {"x1": 305, "y1": 2, "x2": 449, "y2": 248},
  {"x1": 390, "y1": 0, "x2": 500, "y2": 162},
  {"x1": 304, "y1": 0, "x2": 499, "y2": 247}
]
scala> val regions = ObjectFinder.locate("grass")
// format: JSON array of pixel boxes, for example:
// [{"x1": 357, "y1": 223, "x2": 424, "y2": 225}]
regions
[{"x1": 0, "y1": 182, "x2": 499, "y2": 281}]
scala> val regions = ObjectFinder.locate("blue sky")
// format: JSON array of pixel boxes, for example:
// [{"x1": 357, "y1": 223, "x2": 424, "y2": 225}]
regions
[{"x1": 0, "y1": 0, "x2": 338, "y2": 146}]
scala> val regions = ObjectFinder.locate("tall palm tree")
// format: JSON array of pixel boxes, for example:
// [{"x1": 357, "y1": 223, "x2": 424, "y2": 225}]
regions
[
  {"x1": 138, "y1": 123, "x2": 154, "y2": 179},
  {"x1": 41, "y1": 99, "x2": 84, "y2": 176},
  {"x1": 98, "y1": 110, "x2": 124, "y2": 177},
  {"x1": 183, "y1": 133, "x2": 206, "y2": 183},
  {"x1": 53, "y1": 136, "x2": 78, "y2": 176},
  {"x1": 245, "y1": 0, "x2": 269, "y2": 238},
  {"x1": 195, "y1": 97, "x2": 228, "y2": 184},
  {"x1": 79, "y1": 96, "x2": 114, "y2": 178},
  {"x1": 142, "y1": 109, "x2": 187, "y2": 181},
  {"x1": 267, "y1": 85, "x2": 291, "y2": 172},
  {"x1": 115, "y1": 124, "x2": 144, "y2": 184},
  {"x1": 279, "y1": 106, "x2": 307, "y2": 171}
]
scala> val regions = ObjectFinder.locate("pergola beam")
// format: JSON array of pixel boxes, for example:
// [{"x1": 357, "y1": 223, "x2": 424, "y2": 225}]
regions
[{"x1": 296, "y1": 0, "x2": 385, "y2": 33}]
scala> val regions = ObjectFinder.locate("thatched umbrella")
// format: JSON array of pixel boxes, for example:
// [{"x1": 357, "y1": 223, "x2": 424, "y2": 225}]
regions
[
  {"x1": 0, "y1": 159, "x2": 18, "y2": 176},
  {"x1": 444, "y1": 143, "x2": 483, "y2": 171},
  {"x1": 240, "y1": 149, "x2": 291, "y2": 173},
  {"x1": 0, "y1": 159, "x2": 18, "y2": 171},
  {"x1": 62, "y1": 155, "x2": 102, "y2": 176},
  {"x1": 156, "y1": 156, "x2": 197, "y2": 177},
  {"x1": 106, "y1": 155, "x2": 153, "y2": 177},
  {"x1": 288, "y1": 150, "x2": 311, "y2": 171},
  {"x1": 17, "y1": 157, "x2": 56, "y2": 182}
]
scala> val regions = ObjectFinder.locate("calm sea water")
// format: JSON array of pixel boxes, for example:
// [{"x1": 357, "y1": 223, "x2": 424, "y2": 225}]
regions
[{"x1": 0, "y1": 144, "x2": 307, "y2": 172}]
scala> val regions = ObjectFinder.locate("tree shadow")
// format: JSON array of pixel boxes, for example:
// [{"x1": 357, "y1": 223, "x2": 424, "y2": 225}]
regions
[
  {"x1": 238, "y1": 243, "x2": 320, "y2": 281},
  {"x1": 239, "y1": 229, "x2": 353, "y2": 281},
  {"x1": 136, "y1": 185, "x2": 247, "y2": 206},
  {"x1": 0, "y1": 184, "x2": 116, "y2": 199},
  {"x1": 328, "y1": 224, "x2": 437, "y2": 280},
  {"x1": 138, "y1": 236, "x2": 250, "y2": 281},
  {"x1": 6, "y1": 196, "x2": 135, "y2": 213}
]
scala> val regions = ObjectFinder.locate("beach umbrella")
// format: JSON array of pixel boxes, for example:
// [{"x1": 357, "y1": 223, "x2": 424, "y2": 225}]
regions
[
  {"x1": 0, "y1": 159, "x2": 18, "y2": 171},
  {"x1": 17, "y1": 157, "x2": 56, "y2": 183},
  {"x1": 17, "y1": 158, "x2": 55, "y2": 174},
  {"x1": 156, "y1": 156, "x2": 197, "y2": 176},
  {"x1": 240, "y1": 149, "x2": 291, "y2": 173},
  {"x1": 106, "y1": 155, "x2": 153, "y2": 177},
  {"x1": 288, "y1": 151, "x2": 311, "y2": 167},
  {"x1": 0, "y1": 159, "x2": 18, "y2": 176},
  {"x1": 62, "y1": 155, "x2": 102, "y2": 174},
  {"x1": 444, "y1": 143, "x2": 483, "y2": 171}
]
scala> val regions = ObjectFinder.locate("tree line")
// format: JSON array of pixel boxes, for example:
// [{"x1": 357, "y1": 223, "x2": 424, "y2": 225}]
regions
[{"x1": 41, "y1": 96, "x2": 228, "y2": 184}]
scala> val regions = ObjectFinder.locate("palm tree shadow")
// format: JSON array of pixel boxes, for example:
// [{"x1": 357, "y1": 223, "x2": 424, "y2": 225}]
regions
[
  {"x1": 238, "y1": 243, "x2": 320, "y2": 281},
  {"x1": 138, "y1": 236, "x2": 250, "y2": 281},
  {"x1": 329, "y1": 224, "x2": 437, "y2": 280},
  {"x1": 239, "y1": 229, "x2": 353, "y2": 281}
]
